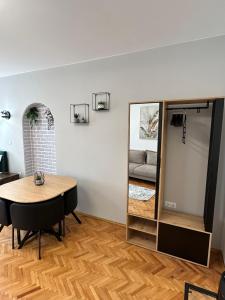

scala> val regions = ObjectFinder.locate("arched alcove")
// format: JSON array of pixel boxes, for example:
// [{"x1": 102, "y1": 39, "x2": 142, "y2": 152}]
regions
[{"x1": 23, "y1": 103, "x2": 56, "y2": 176}]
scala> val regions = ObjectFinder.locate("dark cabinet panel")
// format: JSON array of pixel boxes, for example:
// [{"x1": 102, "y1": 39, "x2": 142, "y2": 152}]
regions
[
  {"x1": 204, "y1": 99, "x2": 224, "y2": 232},
  {"x1": 158, "y1": 223, "x2": 210, "y2": 266}
]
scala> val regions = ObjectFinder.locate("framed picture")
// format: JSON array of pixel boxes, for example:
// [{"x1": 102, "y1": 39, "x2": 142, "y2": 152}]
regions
[{"x1": 139, "y1": 104, "x2": 159, "y2": 139}]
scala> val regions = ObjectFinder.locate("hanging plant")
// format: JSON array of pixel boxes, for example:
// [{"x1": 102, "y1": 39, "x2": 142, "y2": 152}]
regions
[
  {"x1": 26, "y1": 106, "x2": 39, "y2": 128},
  {"x1": 45, "y1": 108, "x2": 54, "y2": 130}
]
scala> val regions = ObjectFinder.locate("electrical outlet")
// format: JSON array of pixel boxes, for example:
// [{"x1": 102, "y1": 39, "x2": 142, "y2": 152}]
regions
[
  {"x1": 165, "y1": 201, "x2": 169, "y2": 208},
  {"x1": 170, "y1": 202, "x2": 176, "y2": 209},
  {"x1": 165, "y1": 201, "x2": 176, "y2": 209}
]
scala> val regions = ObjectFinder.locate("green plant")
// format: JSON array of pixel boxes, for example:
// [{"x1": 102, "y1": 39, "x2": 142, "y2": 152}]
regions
[
  {"x1": 74, "y1": 113, "x2": 80, "y2": 123},
  {"x1": 98, "y1": 101, "x2": 105, "y2": 105},
  {"x1": 26, "y1": 107, "x2": 39, "y2": 128}
]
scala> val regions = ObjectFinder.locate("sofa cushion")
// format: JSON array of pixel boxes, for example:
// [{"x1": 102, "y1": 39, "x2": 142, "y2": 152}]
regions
[
  {"x1": 133, "y1": 164, "x2": 156, "y2": 180},
  {"x1": 129, "y1": 163, "x2": 142, "y2": 174},
  {"x1": 146, "y1": 150, "x2": 157, "y2": 166},
  {"x1": 129, "y1": 150, "x2": 146, "y2": 164}
]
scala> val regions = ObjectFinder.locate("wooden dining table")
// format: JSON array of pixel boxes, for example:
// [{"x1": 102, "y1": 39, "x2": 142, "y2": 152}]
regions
[
  {"x1": 0, "y1": 174, "x2": 77, "y2": 203},
  {"x1": 0, "y1": 174, "x2": 77, "y2": 248}
]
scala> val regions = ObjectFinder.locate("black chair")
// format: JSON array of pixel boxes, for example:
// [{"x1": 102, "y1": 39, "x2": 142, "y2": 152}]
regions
[
  {"x1": 184, "y1": 271, "x2": 225, "y2": 299},
  {"x1": 10, "y1": 196, "x2": 64, "y2": 259},
  {"x1": 63, "y1": 187, "x2": 81, "y2": 236},
  {"x1": 0, "y1": 198, "x2": 11, "y2": 232}
]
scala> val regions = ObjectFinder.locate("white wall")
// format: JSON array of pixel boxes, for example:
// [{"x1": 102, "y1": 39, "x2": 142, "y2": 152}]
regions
[
  {"x1": 0, "y1": 36, "x2": 225, "y2": 249},
  {"x1": 164, "y1": 108, "x2": 211, "y2": 216},
  {"x1": 130, "y1": 104, "x2": 158, "y2": 151}
]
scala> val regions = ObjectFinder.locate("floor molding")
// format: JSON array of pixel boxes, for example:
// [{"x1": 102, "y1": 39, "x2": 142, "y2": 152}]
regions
[{"x1": 77, "y1": 210, "x2": 126, "y2": 228}]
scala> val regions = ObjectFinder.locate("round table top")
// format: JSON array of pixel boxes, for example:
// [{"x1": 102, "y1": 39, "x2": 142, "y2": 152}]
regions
[{"x1": 0, "y1": 174, "x2": 77, "y2": 203}]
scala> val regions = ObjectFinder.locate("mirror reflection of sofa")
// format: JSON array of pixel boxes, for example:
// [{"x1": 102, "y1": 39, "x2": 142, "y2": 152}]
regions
[{"x1": 129, "y1": 150, "x2": 157, "y2": 182}]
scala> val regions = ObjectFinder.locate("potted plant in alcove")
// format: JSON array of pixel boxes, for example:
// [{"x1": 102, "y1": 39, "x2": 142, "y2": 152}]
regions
[{"x1": 26, "y1": 106, "x2": 39, "y2": 128}]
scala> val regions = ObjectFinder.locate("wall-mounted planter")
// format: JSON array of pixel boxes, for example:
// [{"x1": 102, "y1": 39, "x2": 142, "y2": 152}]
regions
[
  {"x1": 45, "y1": 108, "x2": 54, "y2": 130},
  {"x1": 1, "y1": 110, "x2": 11, "y2": 119},
  {"x1": 70, "y1": 104, "x2": 89, "y2": 124},
  {"x1": 26, "y1": 106, "x2": 39, "y2": 128},
  {"x1": 92, "y1": 92, "x2": 110, "y2": 111}
]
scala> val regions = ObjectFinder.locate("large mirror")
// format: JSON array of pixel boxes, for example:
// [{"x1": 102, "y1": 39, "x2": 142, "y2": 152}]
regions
[{"x1": 128, "y1": 102, "x2": 161, "y2": 220}]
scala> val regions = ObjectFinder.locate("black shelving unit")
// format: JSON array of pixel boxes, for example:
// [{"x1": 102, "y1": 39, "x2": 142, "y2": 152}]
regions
[
  {"x1": 92, "y1": 92, "x2": 110, "y2": 111},
  {"x1": 70, "y1": 104, "x2": 89, "y2": 124}
]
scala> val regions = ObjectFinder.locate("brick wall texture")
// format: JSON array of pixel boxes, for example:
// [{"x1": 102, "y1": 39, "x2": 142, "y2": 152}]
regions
[{"x1": 23, "y1": 104, "x2": 56, "y2": 176}]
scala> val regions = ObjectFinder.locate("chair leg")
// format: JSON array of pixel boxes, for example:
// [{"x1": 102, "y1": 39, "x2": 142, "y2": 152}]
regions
[
  {"x1": 72, "y1": 212, "x2": 82, "y2": 224},
  {"x1": 18, "y1": 230, "x2": 32, "y2": 249},
  {"x1": 17, "y1": 229, "x2": 21, "y2": 245},
  {"x1": 63, "y1": 218, "x2": 65, "y2": 237},
  {"x1": 58, "y1": 221, "x2": 62, "y2": 237},
  {"x1": 12, "y1": 227, "x2": 14, "y2": 249},
  {"x1": 0, "y1": 225, "x2": 4, "y2": 233},
  {"x1": 38, "y1": 230, "x2": 41, "y2": 260}
]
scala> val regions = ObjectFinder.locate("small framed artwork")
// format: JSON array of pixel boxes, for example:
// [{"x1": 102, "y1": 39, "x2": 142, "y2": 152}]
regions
[{"x1": 139, "y1": 103, "x2": 159, "y2": 140}]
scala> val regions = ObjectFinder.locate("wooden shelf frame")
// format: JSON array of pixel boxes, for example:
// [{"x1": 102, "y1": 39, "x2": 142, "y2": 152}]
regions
[
  {"x1": 126, "y1": 97, "x2": 224, "y2": 267},
  {"x1": 157, "y1": 101, "x2": 168, "y2": 220}
]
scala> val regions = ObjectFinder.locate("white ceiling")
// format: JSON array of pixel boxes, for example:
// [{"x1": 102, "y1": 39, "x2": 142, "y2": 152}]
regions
[{"x1": 1, "y1": 0, "x2": 225, "y2": 78}]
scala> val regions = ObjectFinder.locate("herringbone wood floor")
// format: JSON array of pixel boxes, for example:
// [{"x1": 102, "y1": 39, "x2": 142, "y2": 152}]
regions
[{"x1": 0, "y1": 214, "x2": 224, "y2": 300}]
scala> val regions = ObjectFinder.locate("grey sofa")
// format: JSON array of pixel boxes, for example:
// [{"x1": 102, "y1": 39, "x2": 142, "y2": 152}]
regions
[{"x1": 129, "y1": 150, "x2": 157, "y2": 182}]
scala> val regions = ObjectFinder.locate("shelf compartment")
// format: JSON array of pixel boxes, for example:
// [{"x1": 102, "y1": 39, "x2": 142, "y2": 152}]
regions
[
  {"x1": 128, "y1": 215, "x2": 157, "y2": 235},
  {"x1": 127, "y1": 230, "x2": 156, "y2": 250},
  {"x1": 160, "y1": 209, "x2": 205, "y2": 232}
]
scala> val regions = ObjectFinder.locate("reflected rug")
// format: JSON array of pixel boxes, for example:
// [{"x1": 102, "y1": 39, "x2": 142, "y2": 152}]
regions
[{"x1": 129, "y1": 184, "x2": 155, "y2": 201}]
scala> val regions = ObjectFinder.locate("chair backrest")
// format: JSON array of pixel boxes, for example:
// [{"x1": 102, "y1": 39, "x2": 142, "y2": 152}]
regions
[
  {"x1": 10, "y1": 196, "x2": 64, "y2": 231},
  {"x1": 218, "y1": 271, "x2": 225, "y2": 300},
  {"x1": 0, "y1": 151, "x2": 8, "y2": 172},
  {"x1": 0, "y1": 198, "x2": 11, "y2": 226},
  {"x1": 64, "y1": 187, "x2": 78, "y2": 215}
]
